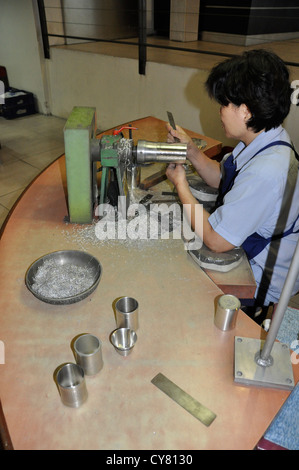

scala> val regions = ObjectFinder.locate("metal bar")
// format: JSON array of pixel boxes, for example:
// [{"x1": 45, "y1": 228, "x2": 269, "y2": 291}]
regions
[
  {"x1": 151, "y1": 373, "x2": 216, "y2": 427},
  {"x1": 37, "y1": 0, "x2": 50, "y2": 59},
  {"x1": 46, "y1": 33, "x2": 299, "y2": 68},
  {"x1": 47, "y1": 33, "x2": 236, "y2": 59},
  {"x1": 138, "y1": 0, "x2": 147, "y2": 75},
  {"x1": 258, "y1": 238, "x2": 299, "y2": 363},
  {"x1": 167, "y1": 111, "x2": 180, "y2": 142}
]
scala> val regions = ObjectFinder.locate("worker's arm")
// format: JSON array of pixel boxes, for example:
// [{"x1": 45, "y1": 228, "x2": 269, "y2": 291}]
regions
[
  {"x1": 166, "y1": 124, "x2": 221, "y2": 189},
  {"x1": 166, "y1": 163, "x2": 235, "y2": 252}
]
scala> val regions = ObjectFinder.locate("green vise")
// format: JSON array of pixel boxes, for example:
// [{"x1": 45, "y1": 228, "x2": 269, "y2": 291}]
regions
[{"x1": 97, "y1": 134, "x2": 127, "y2": 218}]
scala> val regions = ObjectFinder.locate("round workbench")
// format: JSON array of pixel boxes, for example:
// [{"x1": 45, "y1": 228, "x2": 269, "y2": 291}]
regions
[{"x1": 0, "y1": 117, "x2": 297, "y2": 450}]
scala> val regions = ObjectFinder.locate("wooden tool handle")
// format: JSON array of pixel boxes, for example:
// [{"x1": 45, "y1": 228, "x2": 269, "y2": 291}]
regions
[{"x1": 139, "y1": 169, "x2": 167, "y2": 190}]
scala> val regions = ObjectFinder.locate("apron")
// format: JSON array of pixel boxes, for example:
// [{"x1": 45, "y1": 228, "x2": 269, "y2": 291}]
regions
[{"x1": 217, "y1": 140, "x2": 299, "y2": 260}]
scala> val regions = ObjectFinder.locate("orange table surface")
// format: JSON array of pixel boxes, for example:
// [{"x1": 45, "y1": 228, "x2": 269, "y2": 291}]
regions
[{"x1": 0, "y1": 117, "x2": 297, "y2": 450}]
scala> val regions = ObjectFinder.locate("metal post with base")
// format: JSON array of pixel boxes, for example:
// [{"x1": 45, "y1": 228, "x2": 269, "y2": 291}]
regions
[{"x1": 234, "y1": 238, "x2": 299, "y2": 390}]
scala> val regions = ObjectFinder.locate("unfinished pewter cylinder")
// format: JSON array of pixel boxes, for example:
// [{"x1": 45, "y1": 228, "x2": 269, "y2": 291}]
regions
[
  {"x1": 214, "y1": 294, "x2": 241, "y2": 331},
  {"x1": 115, "y1": 296, "x2": 139, "y2": 331},
  {"x1": 73, "y1": 334, "x2": 104, "y2": 376},
  {"x1": 56, "y1": 363, "x2": 88, "y2": 408},
  {"x1": 136, "y1": 140, "x2": 187, "y2": 164}
]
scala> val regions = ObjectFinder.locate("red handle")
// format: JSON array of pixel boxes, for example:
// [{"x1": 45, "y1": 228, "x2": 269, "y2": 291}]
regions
[{"x1": 113, "y1": 126, "x2": 138, "y2": 135}]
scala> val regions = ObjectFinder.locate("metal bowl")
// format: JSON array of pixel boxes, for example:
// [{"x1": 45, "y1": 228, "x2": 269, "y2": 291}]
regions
[{"x1": 25, "y1": 250, "x2": 102, "y2": 305}]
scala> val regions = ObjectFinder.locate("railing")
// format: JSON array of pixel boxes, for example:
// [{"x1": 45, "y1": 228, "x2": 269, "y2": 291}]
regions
[{"x1": 37, "y1": 0, "x2": 299, "y2": 75}]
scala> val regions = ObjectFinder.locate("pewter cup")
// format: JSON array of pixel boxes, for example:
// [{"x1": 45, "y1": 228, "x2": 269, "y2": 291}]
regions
[
  {"x1": 73, "y1": 333, "x2": 104, "y2": 376},
  {"x1": 56, "y1": 363, "x2": 88, "y2": 408},
  {"x1": 115, "y1": 296, "x2": 139, "y2": 330},
  {"x1": 214, "y1": 294, "x2": 241, "y2": 331},
  {"x1": 110, "y1": 328, "x2": 137, "y2": 356}
]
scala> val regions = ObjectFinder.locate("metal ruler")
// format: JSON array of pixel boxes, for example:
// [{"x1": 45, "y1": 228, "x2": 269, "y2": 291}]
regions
[{"x1": 151, "y1": 373, "x2": 216, "y2": 427}]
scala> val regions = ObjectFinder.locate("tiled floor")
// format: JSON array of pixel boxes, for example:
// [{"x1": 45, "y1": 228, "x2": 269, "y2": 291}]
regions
[{"x1": 0, "y1": 113, "x2": 66, "y2": 229}]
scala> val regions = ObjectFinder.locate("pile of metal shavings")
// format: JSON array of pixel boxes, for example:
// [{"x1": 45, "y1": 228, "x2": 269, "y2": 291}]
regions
[
  {"x1": 62, "y1": 218, "x2": 165, "y2": 252},
  {"x1": 31, "y1": 259, "x2": 95, "y2": 299},
  {"x1": 62, "y1": 221, "x2": 102, "y2": 251},
  {"x1": 61, "y1": 204, "x2": 183, "y2": 252}
]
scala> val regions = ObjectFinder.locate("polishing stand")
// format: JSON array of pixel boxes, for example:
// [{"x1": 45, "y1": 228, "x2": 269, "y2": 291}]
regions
[{"x1": 234, "y1": 238, "x2": 299, "y2": 390}]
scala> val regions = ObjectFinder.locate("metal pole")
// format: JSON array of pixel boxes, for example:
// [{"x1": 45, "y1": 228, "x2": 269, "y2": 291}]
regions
[
  {"x1": 138, "y1": 0, "x2": 147, "y2": 75},
  {"x1": 36, "y1": 0, "x2": 50, "y2": 59},
  {"x1": 257, "y1": 238, "x2": 299, "y2": 365}
]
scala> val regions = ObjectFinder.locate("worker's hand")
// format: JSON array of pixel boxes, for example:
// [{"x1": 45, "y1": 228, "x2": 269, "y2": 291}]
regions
[
  {"x1": 166, "y1": 123, "x2": 192, "y2": 145},
  {"x1": 166, "y1": 123, "x2": 201, "y2": 165},
  {"x1": 166, "y1": 163, "x2": 188, "y2": 189}
]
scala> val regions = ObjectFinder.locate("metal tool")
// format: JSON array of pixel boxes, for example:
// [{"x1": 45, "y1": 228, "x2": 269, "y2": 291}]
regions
[
  {"x1": 167, "y1": 111, "x2": 180, "y2": 142},
  {"x1": 64, "y1": 107, "x2": 188, "y2": 223},
  {"x1": 151, "y1": 373, "x2": 216, "y2": 427}
]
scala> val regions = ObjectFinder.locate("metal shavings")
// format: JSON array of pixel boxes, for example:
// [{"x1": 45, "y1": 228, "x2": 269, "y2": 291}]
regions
[
  {"x1": 62, "y1": 209, "x2": 182, "y2": 253},
  {"x1": 117, "y1": 138, "x2": 133, "y2": 167},
  {"x1": 31, "y1": 259, "x2": 95, "y2": 299},
  {"x1": 62, "y1": 218, "x2": 160, "y2": 252},
  {"x1": 61, "y1": 192, "x2": 186, "y2": 253}
]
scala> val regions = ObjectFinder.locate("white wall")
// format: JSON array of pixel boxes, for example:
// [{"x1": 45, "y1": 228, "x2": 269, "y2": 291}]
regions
[
  {"x1": 47, "y1": 47, "x2": 224, "y2": 142},
  {"x1": 46, "y1": 46, "x2": 299, "y2": 150},
  {"x1": 0, "y1": 0, "x2": 48, "y2": 113},
  {"x1": 0, "y1": 0, "x2": 298, "y2": 150}
]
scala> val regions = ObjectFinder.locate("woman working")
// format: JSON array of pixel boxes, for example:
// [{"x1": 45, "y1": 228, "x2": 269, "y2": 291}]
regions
[{"x1": 166, "y1": 50, "x2": 299, "y2": 321}]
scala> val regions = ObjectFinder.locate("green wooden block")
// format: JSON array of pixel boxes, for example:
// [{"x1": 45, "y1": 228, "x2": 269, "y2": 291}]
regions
[{"x1": 64, "y1": 107, "x2": 96, "y2": 224}]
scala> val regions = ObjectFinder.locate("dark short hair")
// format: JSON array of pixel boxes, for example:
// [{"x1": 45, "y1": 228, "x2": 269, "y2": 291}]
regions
[{"x1": 205, "y1": 50, "x2": 291, "y2": 132}]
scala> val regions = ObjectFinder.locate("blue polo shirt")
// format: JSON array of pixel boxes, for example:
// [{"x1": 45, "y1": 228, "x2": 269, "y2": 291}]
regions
[{"x1": 208, "y1": 126, "x2": 299, "y2": 304}]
